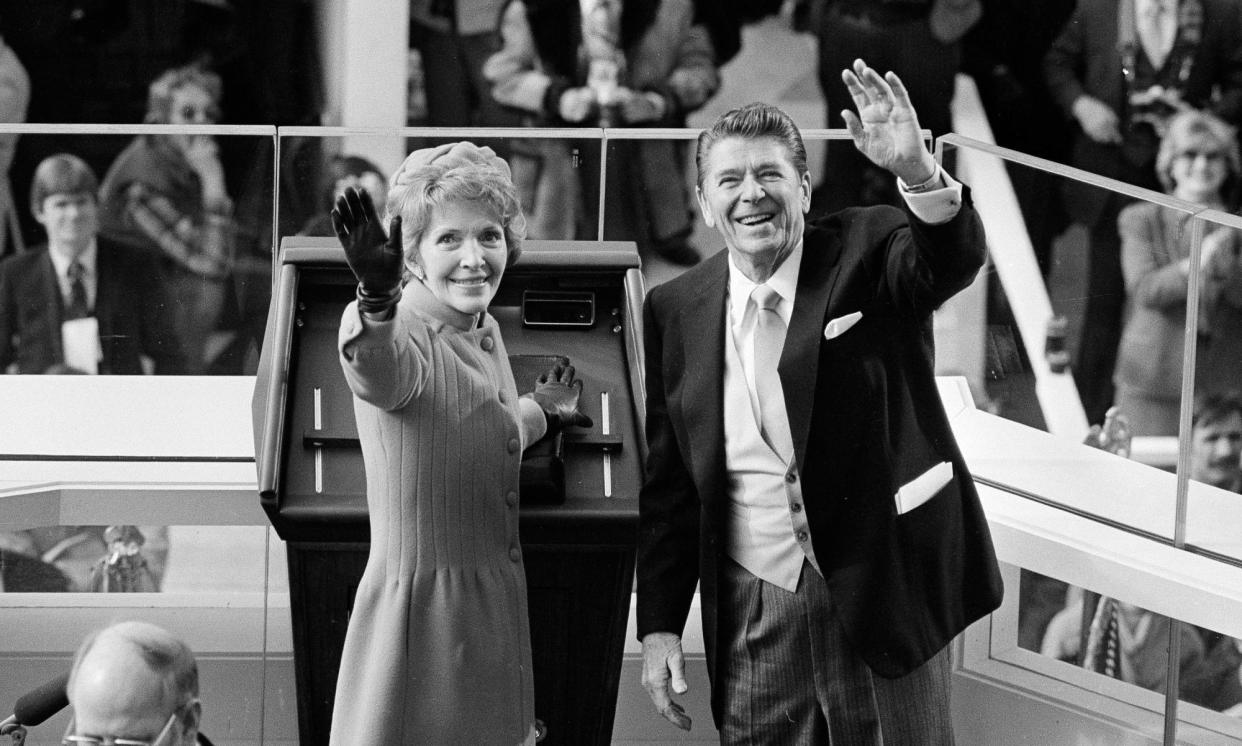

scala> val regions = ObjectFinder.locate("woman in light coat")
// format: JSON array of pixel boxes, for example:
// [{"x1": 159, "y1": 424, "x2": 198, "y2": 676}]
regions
[{"x1": 329, "y1": 142, "x2": 591, "y2": 744}]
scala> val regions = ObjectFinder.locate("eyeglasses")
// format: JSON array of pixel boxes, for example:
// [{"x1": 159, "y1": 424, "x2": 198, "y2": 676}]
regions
[
  {"x1": 1176, "y1": 149, "x2": 1227, "y2": 162},
  {"x1": 175, "y1": 105, "x2": 220, "y2": 123},
  {"x1": 62, "y1": 699, "x2": 197, "y2": 746}
]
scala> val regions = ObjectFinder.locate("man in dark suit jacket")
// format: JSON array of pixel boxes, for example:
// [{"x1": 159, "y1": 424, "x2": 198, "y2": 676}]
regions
[
  {"x1": 1043, "y1": 0, "x2": 1242, "y2": 424},
  {"x1": 0, "y1": 153, "x2": 183, "y2": 375},
  {"x1": 637, "y1": 60, "x2": 1002, "y2": 743}
]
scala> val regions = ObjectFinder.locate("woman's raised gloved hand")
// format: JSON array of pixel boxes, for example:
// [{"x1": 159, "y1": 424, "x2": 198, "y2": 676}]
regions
[
  {"x1": 331, "y1": 186, "x2": 404, "y2": 315},
  {"x1": 529, "y1": 364, "x2": 594, "y2": 434}
]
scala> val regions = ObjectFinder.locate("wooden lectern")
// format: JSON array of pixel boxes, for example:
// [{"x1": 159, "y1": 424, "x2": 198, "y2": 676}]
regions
[{"x1": 252, "y1": 238, "x2": 647, "y2": 744}]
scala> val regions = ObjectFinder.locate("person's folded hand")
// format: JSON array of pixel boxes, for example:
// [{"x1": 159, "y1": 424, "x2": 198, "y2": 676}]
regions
[
  {"x1": 558, "y1": 87, "x2": 596, "y2": 123},
  {"x1": 618, "y1": 89, "x2": 667, "y2": 124}
]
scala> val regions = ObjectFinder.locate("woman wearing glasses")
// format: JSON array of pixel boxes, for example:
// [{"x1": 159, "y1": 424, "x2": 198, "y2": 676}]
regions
[
  {"x1": 97, "y1": 64, "x2": 235, "y2": 375},
  {"x1": 1114, "y1": 109, "x2": 1242, "y2": 435}
]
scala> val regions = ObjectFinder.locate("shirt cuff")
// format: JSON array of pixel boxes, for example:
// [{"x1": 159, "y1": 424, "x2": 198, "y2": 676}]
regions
[{"x1": 898, "y1": 164, "x2": 964, "y2": 226}]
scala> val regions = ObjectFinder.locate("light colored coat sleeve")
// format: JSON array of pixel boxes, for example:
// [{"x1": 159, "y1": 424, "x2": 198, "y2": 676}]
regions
[
  {"x1": 338, "y1": 301, "x2": 433, "y2": 411},
  {"x1": 1119, "y1": 205, "x2": 1189, "y2": 310},
  {"x1": 483, "y1": 1, "x2": 552, "y2": 116}
]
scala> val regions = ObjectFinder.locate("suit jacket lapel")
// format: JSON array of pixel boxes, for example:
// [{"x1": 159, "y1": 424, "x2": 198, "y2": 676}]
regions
[
  {"x1": 782, "y1": 224, "x2": 843, "y2": 470},
  {"x1": 678, "y1": 252, "x2": 729, "y2": 501},
  {"x1": 36, "y1": 252, "x2": 66, "y2": 364},
  {"x1": 95, "y1": 245, "x2": 115, "y2": 371}
]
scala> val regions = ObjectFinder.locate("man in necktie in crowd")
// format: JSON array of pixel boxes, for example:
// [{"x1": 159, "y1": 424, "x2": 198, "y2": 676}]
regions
[
  {"x1": 636, "y1": 58, "x2": 1002, "y2": 743},
  {"x1": 1044, "y1": 0, "x2": 1242, "y2": 426},
  {"x1": 0, "y1": 152, "x2": 184, "y2": 376},
  {"x1": 0, "y1": 153, "x2": 179, "y2": 595}
]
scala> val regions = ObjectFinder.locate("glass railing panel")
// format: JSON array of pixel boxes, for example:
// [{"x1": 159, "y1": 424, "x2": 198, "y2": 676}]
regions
[
  {"x1": 1013, "y1": 568, "x2": 1226, "y2": 724},
  {"x1": 1176, "y1": 617, "x2": 1242, "y2": 739},
  {"x1": 0, "y1": 124, "x2": 276, "y2": 377},
  {"x1": 276, "y1": 128, "x2": 605, "y2": 251},
  {"x1": 939, "y1": 135, "x2": 1212, "y2": 543},
  {"x1": 0, "y1": 521, "x2": 278, "y2": 741},
  {"x1": 1183, "y1": 212, "x2": 1242, "y2": 566}
]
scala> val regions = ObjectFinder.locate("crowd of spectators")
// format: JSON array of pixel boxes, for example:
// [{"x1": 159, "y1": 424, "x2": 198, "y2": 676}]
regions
[
  {"x1": 1, "y1": 0, "x2": 1241, "y2": 720},
  {"x1": 1025, "y1": 392, "x2": 1242, "y2": 714}
]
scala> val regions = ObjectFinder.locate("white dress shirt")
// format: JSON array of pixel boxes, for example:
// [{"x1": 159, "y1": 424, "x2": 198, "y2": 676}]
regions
[{"x1": 721, "y1": 164, "x2": 964, "y2": 592}]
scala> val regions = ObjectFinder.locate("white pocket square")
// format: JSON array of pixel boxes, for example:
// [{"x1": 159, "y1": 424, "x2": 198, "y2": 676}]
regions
[
  {"x1": 895, "y1": 461, "x2": 953, "y2": 515},
  {"x1": 823, "y1": 311, "x2": 863, "y2": 340}
]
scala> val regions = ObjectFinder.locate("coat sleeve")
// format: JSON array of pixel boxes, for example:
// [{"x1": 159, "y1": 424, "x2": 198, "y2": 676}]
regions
[
  {"x1": 0, "y1": 259, "x2": 13, "y2": 373},
  {"x1": 661, "y1": 22, "x2": 720, "y2": 117},
  {"x1": 484, "y1": 1, "x2": 566, "y2": 119},
  {"x1": 635, "y1": 287, "x2": 701, "y2": 640},
  {"x1": 133, "y1": 247, "x2": 187, "y2": 374},
  {"x1": 1208, "y1": 0, "x2": 1242, "y2": 123},
  {"x1": 1120, "y1": 207, "x2": 1188, "y2": 310},
  {"x1": 338, "y1": 301, "x2": 432, "y2": 411},
  {"x1": 1043, "y1": 6, "x2": 1088, "y2": 118},
  {"x1": 872, "y1": 187, "x2": 988, "y2": 319}
]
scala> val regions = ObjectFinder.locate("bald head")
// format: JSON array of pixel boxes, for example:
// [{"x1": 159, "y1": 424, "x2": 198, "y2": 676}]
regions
[{"x1": 67, "y1": 622, "x2": 200, "y2": 744}]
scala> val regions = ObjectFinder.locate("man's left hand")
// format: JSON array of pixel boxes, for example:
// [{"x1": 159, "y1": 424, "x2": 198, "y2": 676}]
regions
[{"x1": 840, "y1": 58, "x2": 936, "y2": 186}]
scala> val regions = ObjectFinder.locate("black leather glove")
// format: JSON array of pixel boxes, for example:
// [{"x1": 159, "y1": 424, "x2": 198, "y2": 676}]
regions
[
  {"x1": 529, "y1": 364, "x2": 593, "y2": 434},
  {"x1": 331, "y1": 187, "x2": 404, "y2": 315}
]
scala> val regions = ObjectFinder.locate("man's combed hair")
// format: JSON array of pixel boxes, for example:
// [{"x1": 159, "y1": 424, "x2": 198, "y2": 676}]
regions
[
  {"x1": 1193, "y1": 390, "x2": 1242, "y2": 430},
  {"x1": 695, "y1": 102, "x2": 809, "y2": 186},
  {"x1": 30, "y1": 154, "x2": 99, "y2": 214}
]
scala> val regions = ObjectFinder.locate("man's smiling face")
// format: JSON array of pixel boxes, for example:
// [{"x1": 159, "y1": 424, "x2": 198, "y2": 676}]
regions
[{"x1": 696, "y1": 135, "x2": 811, "y2": 274}]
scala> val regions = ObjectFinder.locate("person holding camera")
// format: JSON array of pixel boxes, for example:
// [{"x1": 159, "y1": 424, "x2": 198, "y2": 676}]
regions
[{"x1": 1044, "y1": 0, "x2": 1242, "y2": 426}]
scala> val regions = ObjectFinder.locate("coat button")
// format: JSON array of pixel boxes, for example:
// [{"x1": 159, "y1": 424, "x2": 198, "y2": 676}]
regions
[
  {"x1": 498, "y1": 391, "x2": 507, "y2": 404},
  {"x1": 507, "y1": 438, "x2": 520, "y2": 453},
  {"x1": 796, "y1": 531, "x2": 808, "y2": 543},
  {"x1": 785, "y1": 471, "x2": 797, "y2": 483},
  {"x1": 509, "y1": 546, "x2": 521, "y2": 562},
  {"x1": 506, "y1": 491, "x2": 518, "y2": 507},
  {"x1": 791, "y1": 502, "x2": 802, "y2": 513},
  {"x1": 481, "y1": 336, "x2": 495, "y2": 351}
]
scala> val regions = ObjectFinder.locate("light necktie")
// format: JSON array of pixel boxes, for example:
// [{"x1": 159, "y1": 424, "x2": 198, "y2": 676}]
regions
[
  {"x1": 1138, "y1": 0, "x2": 1174, "y2": 70},
  {"x1": 65, "y1": 259, "x2": 90, "y2": 320},
  {"x1": 751, "y1": 285, "x2": 794, "y2": 461}
]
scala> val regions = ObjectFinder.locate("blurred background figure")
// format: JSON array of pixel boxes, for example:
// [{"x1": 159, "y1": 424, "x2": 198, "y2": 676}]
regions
[
  {"x1": 961, "y1": 0, "x2": 1075, "y2": 278},
  {"x1": 0, "y1": 22, "x2": 29, "y2": 259},
  {"x1": 1044, "y1": 0, "x2": 1242, "y2": 426},
  {"x1": 97, "y1": 64, "x2": 236, "y2": 376},
  {"x1": 1114, "y1": 110, "x2": 1240, "y2": 435},
  {"x1": 485, "y1": 0, "x2": 719, "y2": 266},
  {"x1": 1039, "y1": 392, "x2": 1242, "y2": 707},
  {"x1": 0, "y1": 152, "x2": 178, "y2": 593},
  {"x1": 299, "y1": 154, "x2": 388, "y2": 236},
  {"x1": 0, "y1": 153, "x2": 184, "y2": 376},
  {"x1": 65, "y1": 621, "x2": 204, "y2": 746},
  {"x1": 802, "y1": 0, "x2": 981, "y2": 215},
  {"x1": 409, "y1": 0, "x2": 520, "y2": 133}
]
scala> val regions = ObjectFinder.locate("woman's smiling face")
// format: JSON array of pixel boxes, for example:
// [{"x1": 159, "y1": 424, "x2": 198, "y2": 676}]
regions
[{"x1": 410, "y1": 199, "x2": 508, "y2": 317}]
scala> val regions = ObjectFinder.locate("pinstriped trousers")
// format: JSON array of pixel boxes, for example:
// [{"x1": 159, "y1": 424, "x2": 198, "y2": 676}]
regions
[{"x1": 718, "y1": 558, "x2": 954, "y2": 745}]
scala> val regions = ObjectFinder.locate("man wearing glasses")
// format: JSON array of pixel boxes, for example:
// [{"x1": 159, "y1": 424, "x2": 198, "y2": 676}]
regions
[{"x1": 63, "y1": 621, "x2": 203, "y2": 746}]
